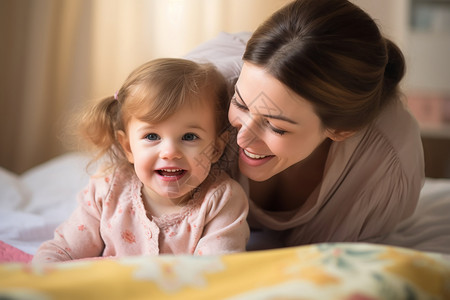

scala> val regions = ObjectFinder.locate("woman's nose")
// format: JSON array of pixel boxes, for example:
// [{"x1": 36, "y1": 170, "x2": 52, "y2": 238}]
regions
[
  {"x1": 235, "y1": 116, "x2": 260, "y2": 149},
  {"x1": 159, "y1": 140, "x2": 182, "y2": 160}
]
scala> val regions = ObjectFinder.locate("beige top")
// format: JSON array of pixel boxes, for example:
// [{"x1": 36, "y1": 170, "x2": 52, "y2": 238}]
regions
[{"x1": 243, "y1": 98, "x2": 425, "y2": 246}]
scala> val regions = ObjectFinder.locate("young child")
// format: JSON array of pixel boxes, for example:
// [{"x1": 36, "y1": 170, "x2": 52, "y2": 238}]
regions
[{"x1": 32, "y1": 58, "x2": 249, "y2": 263}]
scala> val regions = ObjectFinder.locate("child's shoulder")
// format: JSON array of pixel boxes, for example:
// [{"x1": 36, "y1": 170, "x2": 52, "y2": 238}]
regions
[
  {"x1": 81, "y1": 163, "x2": 140, "y2": 207},
  {"x1": 88, "y1": 163, "x2": 136, "y2": 190},
  {"x1": 193, "y1": 171, "x2": 248, "y2": 219},
  {"x1": 202, "y1": 171, "x2": 247, "y2": 203}
]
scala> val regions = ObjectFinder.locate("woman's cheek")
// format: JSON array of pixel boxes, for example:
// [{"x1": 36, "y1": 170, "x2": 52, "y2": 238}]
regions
[{"x1": 265, "y1": 135, "x2": 286, "y2": 155}]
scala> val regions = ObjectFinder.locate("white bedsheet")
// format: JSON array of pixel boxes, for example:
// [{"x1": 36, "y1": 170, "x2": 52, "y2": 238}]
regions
[
  {"x1": 0, "y1": 153, "x2": 92, "y2": 254},
  {"x1": 1, "y1": 152, "x2": 449, "y2": 255},
  {"x1": 375, "y1": 178, "x2": 450, "y2": 254}
]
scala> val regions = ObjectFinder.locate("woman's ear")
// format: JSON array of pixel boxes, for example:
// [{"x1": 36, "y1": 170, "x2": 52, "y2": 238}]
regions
[
  {"x1": 326, "y1": 129, "x2": 355, "y2": 142},
  {"x1": 117, "y1": 130, "x2": 134, "y2": 163},
  {"x1": 211, "y1": 130, "x2": 229, "y2": 163}
]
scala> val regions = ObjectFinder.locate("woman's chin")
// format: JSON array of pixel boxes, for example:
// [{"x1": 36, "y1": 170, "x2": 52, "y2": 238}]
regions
[{"x1": 239, "y1": 162, "x2": 272, "y2": 182}]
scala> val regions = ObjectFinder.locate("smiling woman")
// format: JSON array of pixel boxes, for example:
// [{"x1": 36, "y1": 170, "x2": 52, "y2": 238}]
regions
[{"x1": 230, "y1": 0, "x2": 425, "y2": 249}]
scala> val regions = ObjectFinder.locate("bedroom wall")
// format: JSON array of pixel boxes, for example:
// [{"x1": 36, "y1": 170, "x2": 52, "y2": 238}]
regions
[{"x1": 0, "y1": 0, "x2": 289, "y2": 174}]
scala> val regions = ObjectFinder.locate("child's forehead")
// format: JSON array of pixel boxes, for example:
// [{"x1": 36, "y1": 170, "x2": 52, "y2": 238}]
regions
[
  {"x1": 130, "y1": 101, "x2": 217, "y2": 135},
  {"x1": 136, "y1": 93, "x2": 215, "y2": 122}
]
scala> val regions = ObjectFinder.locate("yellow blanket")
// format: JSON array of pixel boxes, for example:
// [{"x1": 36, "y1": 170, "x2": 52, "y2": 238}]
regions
[{"x1": 1, "y1": 243, "x2": 449, "y2": 299}]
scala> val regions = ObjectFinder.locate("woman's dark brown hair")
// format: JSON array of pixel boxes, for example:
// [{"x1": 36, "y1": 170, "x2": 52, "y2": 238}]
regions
[{"x1": 243, "y1": 0, "x2": 405, "y2": 132}]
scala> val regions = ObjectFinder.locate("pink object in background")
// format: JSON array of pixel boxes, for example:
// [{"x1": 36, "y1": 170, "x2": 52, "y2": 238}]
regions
[{"x1": 407, "y1": 92, "x2": 450, "y2": 129}]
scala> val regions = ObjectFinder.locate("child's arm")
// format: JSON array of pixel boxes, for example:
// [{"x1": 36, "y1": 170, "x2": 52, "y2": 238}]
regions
[
  {"x1": 32, "y1": 178, "x2": 107, "y2": 263},
  {"x1": 194, "y1": 177, "x2": 250, "y2": 255}
]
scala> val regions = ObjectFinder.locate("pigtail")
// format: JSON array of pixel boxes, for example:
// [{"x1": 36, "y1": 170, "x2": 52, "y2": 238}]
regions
[{"x1": 78, "y1": 95, "x2": 123, "y2": 167}]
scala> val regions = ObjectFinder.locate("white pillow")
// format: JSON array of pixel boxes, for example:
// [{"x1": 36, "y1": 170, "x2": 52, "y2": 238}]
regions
[
  {"x1": 0, "y1": 167, "x2": 29, "y2": 211},
  {"x1": 184, "y1": 32, "x2": 251, "y2": 85},
  {"x1": 20, "y1": 152, "x2": 92, "y2": 216}
]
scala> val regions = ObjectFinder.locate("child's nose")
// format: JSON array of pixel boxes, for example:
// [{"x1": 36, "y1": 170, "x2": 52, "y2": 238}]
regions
[{"x1": 159, "y1": 140, "x2": 182, "y2": 160}]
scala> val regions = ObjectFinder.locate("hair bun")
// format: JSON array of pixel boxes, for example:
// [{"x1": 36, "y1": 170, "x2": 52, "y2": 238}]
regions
[{"x1": 383, "y1": 39, "x2": 406, "y2": 98}]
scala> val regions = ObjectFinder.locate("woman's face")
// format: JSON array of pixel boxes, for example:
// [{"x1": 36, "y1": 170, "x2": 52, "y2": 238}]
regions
[{"x1": 228, "y1": 62, "x2": 334, "y2": 181}]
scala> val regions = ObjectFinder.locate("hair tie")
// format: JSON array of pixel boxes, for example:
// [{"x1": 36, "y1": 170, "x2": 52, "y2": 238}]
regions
[{"x1": 114, "y1": 90, "x2": 119, "y2": 100}]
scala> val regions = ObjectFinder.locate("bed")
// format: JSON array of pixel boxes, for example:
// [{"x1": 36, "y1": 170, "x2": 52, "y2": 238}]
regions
[{"x1": 1, "y1": 33, "x2": 450, "y2": 299}]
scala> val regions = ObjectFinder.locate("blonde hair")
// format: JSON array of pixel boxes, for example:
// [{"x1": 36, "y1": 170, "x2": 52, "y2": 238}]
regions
[{"x1": 78, "y1": 58, "x2": 230, "y2": 169}]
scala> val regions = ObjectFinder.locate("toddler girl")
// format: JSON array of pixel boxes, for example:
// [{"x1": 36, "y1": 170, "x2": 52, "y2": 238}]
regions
[{"x1": 32, "y1": 58, "x2": 249, "y2": 263}]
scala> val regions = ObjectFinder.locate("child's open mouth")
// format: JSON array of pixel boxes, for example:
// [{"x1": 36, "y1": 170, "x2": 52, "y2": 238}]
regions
[{"x1": 156, "y1": 168, "x2": 187, "y2": 181}]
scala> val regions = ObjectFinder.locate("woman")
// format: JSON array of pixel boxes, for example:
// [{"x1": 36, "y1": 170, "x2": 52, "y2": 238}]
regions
[{"x1": 227, "y1": 0, "x2": 424, "y2": 248}]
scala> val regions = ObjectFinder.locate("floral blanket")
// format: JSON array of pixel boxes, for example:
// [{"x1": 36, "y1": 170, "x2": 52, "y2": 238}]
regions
[{"x1": 1, "y1": 243, "x2": 449, "y2": 300}]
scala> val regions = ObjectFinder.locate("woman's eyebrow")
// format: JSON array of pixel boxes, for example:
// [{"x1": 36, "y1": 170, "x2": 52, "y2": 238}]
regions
[
  {"x1": 235, "y1": 85, "x2": 298, "y2": 125},
  {"x1": 234, "y1": 85, "x2": 246, "y2": 105}
]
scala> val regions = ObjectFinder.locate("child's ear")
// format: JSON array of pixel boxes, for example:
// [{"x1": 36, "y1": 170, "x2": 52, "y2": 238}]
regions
[
  {"x1": 211, "y1": 130, "x2": 229, "y2": 163},
  {"x1": 326, "y1": 129, "x2": 355, "y2": 142},
  {"x1": 117, "y1": 130, "x2": 134, "y2": 163}
]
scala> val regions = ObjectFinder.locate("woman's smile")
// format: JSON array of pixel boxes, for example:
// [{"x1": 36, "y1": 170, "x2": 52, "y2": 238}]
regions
[
  {"x1": 239, "y1": 148, "x2": 274, "y2": 167},
  {"x1": 243, "y1": 148, "x2": 271, "y2": 159}
]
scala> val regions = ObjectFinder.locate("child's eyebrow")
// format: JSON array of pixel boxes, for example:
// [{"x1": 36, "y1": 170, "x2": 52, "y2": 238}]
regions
[
  {"x1": 186, "y1": 124, "x2": 207, "y2": 133},
  {"x1": 234, "y1": 86, "x2": 298, "y2": 125}
]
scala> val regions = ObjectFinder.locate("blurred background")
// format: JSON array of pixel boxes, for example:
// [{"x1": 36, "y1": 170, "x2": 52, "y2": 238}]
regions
[{"x1": 1, "y1": 0, "x2": 449, "y2": 176}]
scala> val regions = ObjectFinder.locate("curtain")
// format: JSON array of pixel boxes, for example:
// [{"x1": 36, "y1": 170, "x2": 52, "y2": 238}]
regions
[{"x1": 0, "y1": 0, "x2": 289, "y2": 174}]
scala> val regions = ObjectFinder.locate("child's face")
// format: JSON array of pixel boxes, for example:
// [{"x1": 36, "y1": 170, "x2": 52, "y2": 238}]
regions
[{"x1": 119, "y1": 97, "x2": 224, "y2": 203}]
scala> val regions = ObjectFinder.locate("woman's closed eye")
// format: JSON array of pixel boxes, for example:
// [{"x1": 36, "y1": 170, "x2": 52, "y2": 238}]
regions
[
  {"x1": 264, "y1": 120, "x2": 287, "y2": 136},
  {"x1": 231, "y1": 95, "x2": 248, "y2": 111},
  {"x1": 232, "y1": 94, "x2": 287, "y2": 136}
]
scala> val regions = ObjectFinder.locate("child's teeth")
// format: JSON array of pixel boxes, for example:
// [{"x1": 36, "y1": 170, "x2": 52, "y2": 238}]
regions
[{"x1": 162, "y1": 169, "x2": 181, "y2": 172}]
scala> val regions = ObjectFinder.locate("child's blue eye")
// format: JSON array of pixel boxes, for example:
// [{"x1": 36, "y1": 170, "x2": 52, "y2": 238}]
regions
[
  {"x1": 145, "y1": 133, "x2": 160, "y2": 141},
  {"x1": 182, "y1": 133, "x2": 198, "y2": 141}
]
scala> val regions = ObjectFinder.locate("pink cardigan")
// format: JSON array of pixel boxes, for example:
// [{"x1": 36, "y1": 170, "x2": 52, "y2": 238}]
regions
[{"x1": 33, "y1": 167, "x2": 249, "y2": 263}]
